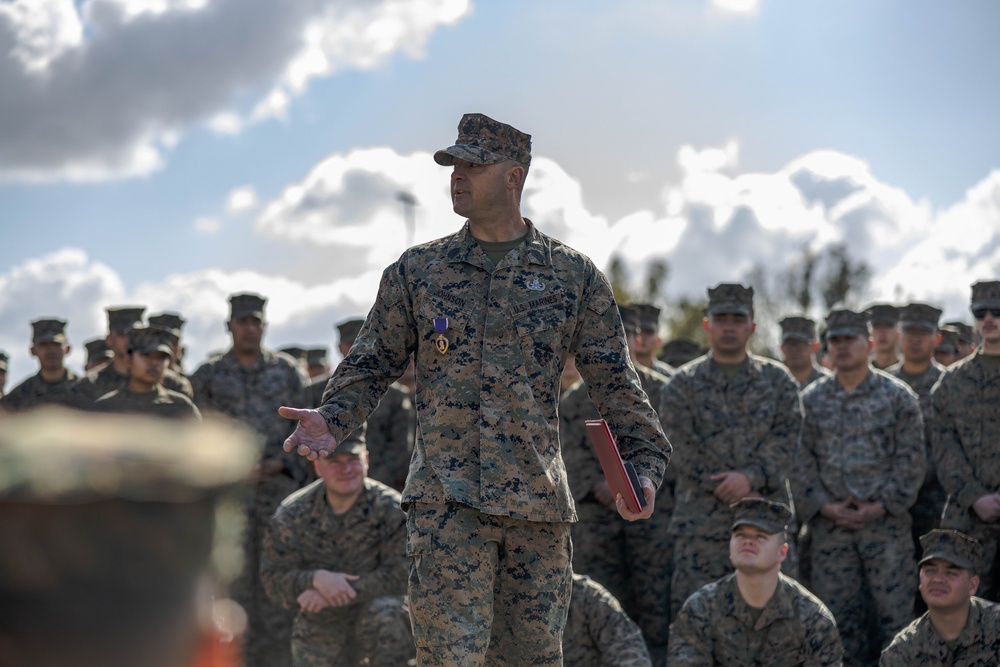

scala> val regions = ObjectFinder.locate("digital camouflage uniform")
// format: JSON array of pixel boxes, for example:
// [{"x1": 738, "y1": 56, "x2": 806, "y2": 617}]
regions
[
  {"x1": 90, "y1": 326, "x2": 201, "y2": 420},
  {"x1": 888, "y1": 303, "x2": 948, "y2": 547},
  {"x1": 668, "y1": 572, "x2": 843, "y2": 667},
  {"x1": 563, "y1": 574, "x2": 652, "y2": 667},
  {"x1": 318, "y1": 212, "x2": 670, "y2": 665},
  {"x1": 879, "y1": 598, "x2": 1000, "y2": 667},
  {"x1": 192, "y1": 337, "x2": 310, "y2": 667},
  {"x1": 796, "y1": 359, "x2": 926, "y2": 666},
  {"x1": 312, "y1": 375, "x2": 415, "y2": 491},
  {"x1": 362, "y1": 382, "x2": 415, "y2": 491},
  {"x1": 932, "y1": 349, "x2": 1000, "y2": 599},
  {"x1": 92, "y1": 384, "x2": 201, "y2": 419},
  {"x1": 261, "y1": 476, "x2": 413, "y2": 667},
  {"x1": 662, "y1": 350, "x2": 802, "y2": 614},
  {"x1": 72, "y1": 358, "x2": 193, "y2": 406},
  {"x1": 889, "y1": 360, "x2": 948, "y2": 543},
  {"x1": 1, "y1": 368, "x2": 78, "y2": 411},
  {"x1": 1, "y1": 319, "x2": 78, "y2": 411},
  {"x1": 560, "y1": 363, "x2": 674, "y2": 663}
]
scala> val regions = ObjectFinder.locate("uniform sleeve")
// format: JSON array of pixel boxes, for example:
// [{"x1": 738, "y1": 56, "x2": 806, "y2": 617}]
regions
[
  {"x1": 660, "y1": 372, "x2": 721, "y2": 493},
  {"x1": 189, "y1": 362, "x2": 215, "y2": 412},
  {"x1": 878, "y1": 387, "x2": 926, "y2": 516},
  {"x1": 794, "y1": 391, "x2": 835, "y2": 523},
  {"x1": 666, "y1": 594, "x2": 715, "y2": 667},
  {"x1": 318, "y1": 262, "x2": 417, "y2": 444},
  {"x1": 578, "y1": 580, "x2": 652, "y2": 667},
  {"x1": 803, "y1": 606, "x2": 844, "y2": 667},
  {"x1": 348, "y1": 499, "x2": 408, "y2": 605},
  {"x1": 572, "y1": 269, "x2": 670, "y2": 489},
  {"x1": 739, "y1": 370, "x2": 802, "y2": 495},
  {"x1": 877, "y1": 636, "x2": 914, "y2": 667},
  {"x1": 260, "y1": 509, "x2": 317, "y2": 610},
  {"x1": 931, "y1": 376, "x2": 988, "y2": 511}
]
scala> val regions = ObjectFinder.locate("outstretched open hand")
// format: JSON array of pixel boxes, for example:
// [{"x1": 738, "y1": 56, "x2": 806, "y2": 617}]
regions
[{"x1": 279, "y1": 406, "x2": 338, "y2": 460}]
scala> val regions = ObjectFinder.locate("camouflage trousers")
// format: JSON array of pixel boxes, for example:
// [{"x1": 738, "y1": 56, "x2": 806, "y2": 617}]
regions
[
  {"x1": 290, "y1": 595, "x2": 415, "y2": 667},
  {"x1": 808, "y1": 513, "x2": 915, "y2": 667},
  {"x1": 671, "y1": 532, "x2": 799, "y2": 617},
  {"x1": 234, "y1": 474, "x2": 301, "y2": 667},
  {"x1": 571, "y1": 497, "x2": 673, "y2": 664},
  {"x1": 405, "y1": 502, "x2": 572, "y2": 666}
]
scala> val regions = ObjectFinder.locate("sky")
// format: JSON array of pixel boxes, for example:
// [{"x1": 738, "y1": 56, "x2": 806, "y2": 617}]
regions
[{"x1": 2, "y1": 0, "x2": 999, "y2": 385}]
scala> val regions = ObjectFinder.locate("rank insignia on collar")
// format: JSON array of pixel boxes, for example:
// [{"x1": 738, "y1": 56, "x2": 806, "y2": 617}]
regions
[
  {"x1": 526, "y1": 277, "x2": 545, "y2": 292},
  {"x1": 433, "y1": 317, "x2": 449, "y2": 355}
]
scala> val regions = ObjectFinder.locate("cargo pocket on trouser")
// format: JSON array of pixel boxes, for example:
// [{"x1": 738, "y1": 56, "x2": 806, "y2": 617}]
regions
[{"x1": 405, "y1": 503, "x2": 495, "y2": 654}]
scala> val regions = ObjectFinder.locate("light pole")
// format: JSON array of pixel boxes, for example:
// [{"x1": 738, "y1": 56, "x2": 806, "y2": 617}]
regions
[{"x1": 396, "y1": 191, "x2": 418, "y2": 247}]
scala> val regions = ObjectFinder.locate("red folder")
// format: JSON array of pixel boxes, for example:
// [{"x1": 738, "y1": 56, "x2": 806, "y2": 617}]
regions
[{"x1": 584, "y1": 419, "x2": 648, "y2": 515}]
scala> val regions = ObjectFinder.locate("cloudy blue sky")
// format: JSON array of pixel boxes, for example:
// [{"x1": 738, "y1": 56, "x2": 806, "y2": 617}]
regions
[{"x1": 2, "y1": 0, "x2": 999, "y2": 385}]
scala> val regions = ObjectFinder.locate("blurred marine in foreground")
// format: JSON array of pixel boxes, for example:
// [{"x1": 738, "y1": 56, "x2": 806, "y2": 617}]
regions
[{"x1": 0, "y1": 408, "x2": 259, "y2": 667}]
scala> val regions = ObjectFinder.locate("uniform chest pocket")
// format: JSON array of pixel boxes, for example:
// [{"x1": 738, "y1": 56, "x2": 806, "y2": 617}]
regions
[
  {"x1": 513, "y1": 304, "x2": 568, "y2": 372},
  {"x1": 257, "y1": 367, "x2": 291, "y2": 398}
]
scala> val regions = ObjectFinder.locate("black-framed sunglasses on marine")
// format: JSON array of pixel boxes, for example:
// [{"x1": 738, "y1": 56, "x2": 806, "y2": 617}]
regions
[{"x1": 973, "y1": 308, "x2": 1000, "y2": 319}]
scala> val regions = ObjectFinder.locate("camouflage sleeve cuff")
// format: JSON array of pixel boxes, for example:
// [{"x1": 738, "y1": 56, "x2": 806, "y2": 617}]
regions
[
  {"x1": 739, "y1": 465, "x2": 766, "y2": 493},
  {"x1": 296, "y1": 570, "x2": 316, "y2": 597},
  {"x1": 625, "y1": 448, "x2": 666, "y2": 490},
  {"x1": 316, "y1": 405, "x2": 359, "y2": 444},
  {"x1": 958, "y1": 484, "x2": 991, "y2": 513}
]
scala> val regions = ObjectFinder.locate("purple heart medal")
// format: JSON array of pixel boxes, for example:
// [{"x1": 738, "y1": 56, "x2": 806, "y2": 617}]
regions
[{"x1": 433, "y1": 317, "x2": 449, "y2": 355}]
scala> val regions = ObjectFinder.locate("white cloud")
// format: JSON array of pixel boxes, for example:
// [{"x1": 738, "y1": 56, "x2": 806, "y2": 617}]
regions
[
  {"x1": 209, "y1": 112, "x2": 243, "y2": 135},
  {"x1": 227, "y1": 186, "x2": 259, "y2": 214},
  {"x1": 0, "y1": 249, "x2": 123, "y2": 385},
  {"x1": 0, "y1": 0, "x2": 82, "y2": 72},
  {"x1": 0, "y1": 0, "x2": 472, "y2": 182},
  {"x1": 255, "y1": 147, "x2": 458, "y2": 267}
]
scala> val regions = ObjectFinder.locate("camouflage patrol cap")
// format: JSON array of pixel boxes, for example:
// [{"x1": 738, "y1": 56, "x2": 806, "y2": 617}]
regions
[
  {"x1": 433, "y1": 113, "x2": 532, "y2": 167},
  {"x1": 106, "y1": 306, "x2": 145, "y2": 334},
  {"x1": 899, "y1": 303, "x2": 942, "y2": 332},
  {"x1": 633, "y1": 303, "x2": 661, "y2": 331},
  {"x1": 230, "y1": 292, "x2": 266, "y2": 320},
  {"x1": 618, "y1": 304, "x2": 640, "y2": 334},
  {"x1": 148, "y1": 311, "x2": 185, "y2": 338},
  {"x1": 779, "y1": 315, "x2": 816, "y2": 343},
  {"x1": 970, "y1": 280, "x2": 1000, "y2": 311},
  {"x1": 31, "y1": 318, "x2": 68, "y2": 344},
  {"x1": 127, "y1": 326, "x2": 177, "y2": 355},
  {"x1": 705, "y1": 283, "x2": 754, "y2": 317},
  {"x1": 864, "y1": 303, "x2": 899, "y2": 326},
  {"x1": 84, "y1": 337, "x2": 113, "y2": 364},
  {"x1": 279, "y1": 346, "x2": 308, "y2": 363},
  {"x1": 944, "y1": 321, "x2": 974, "y2": 344},
  {"x1": 825, "y1": 309, "x2": 869, "y2": 338},
  {"x1": 306, "y1": 347, "x2": 328, "y2": 367},
  {"x1": 731, "y1": 498, "x2": 793, "y2": 535},
  {"x1": 336, "y1": 318, "x2": 365, "y2": 345},
  {"x1": 919, "y1": 529, "x2": 982, "y2": 571},
  {"x1": 936, "y1": 327, "x2": 960, "y2": 354},
  {"x1": 660, "y1": 338, "x2": 704, "y2": 367},
  {"x1": 0, "y1": 351, "x2": 7, "y2": 372},
  {"x1": 330, "y1": 422, "x2": 367, "y2": 456}
]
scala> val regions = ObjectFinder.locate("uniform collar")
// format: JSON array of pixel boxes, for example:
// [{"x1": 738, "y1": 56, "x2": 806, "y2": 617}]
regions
[
  {"x1": 723, "y1": 572, "x2": 797, "y2": 630},
  {"x1": 445, "y1": 219, "x2": 550, "y2": 270}
]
